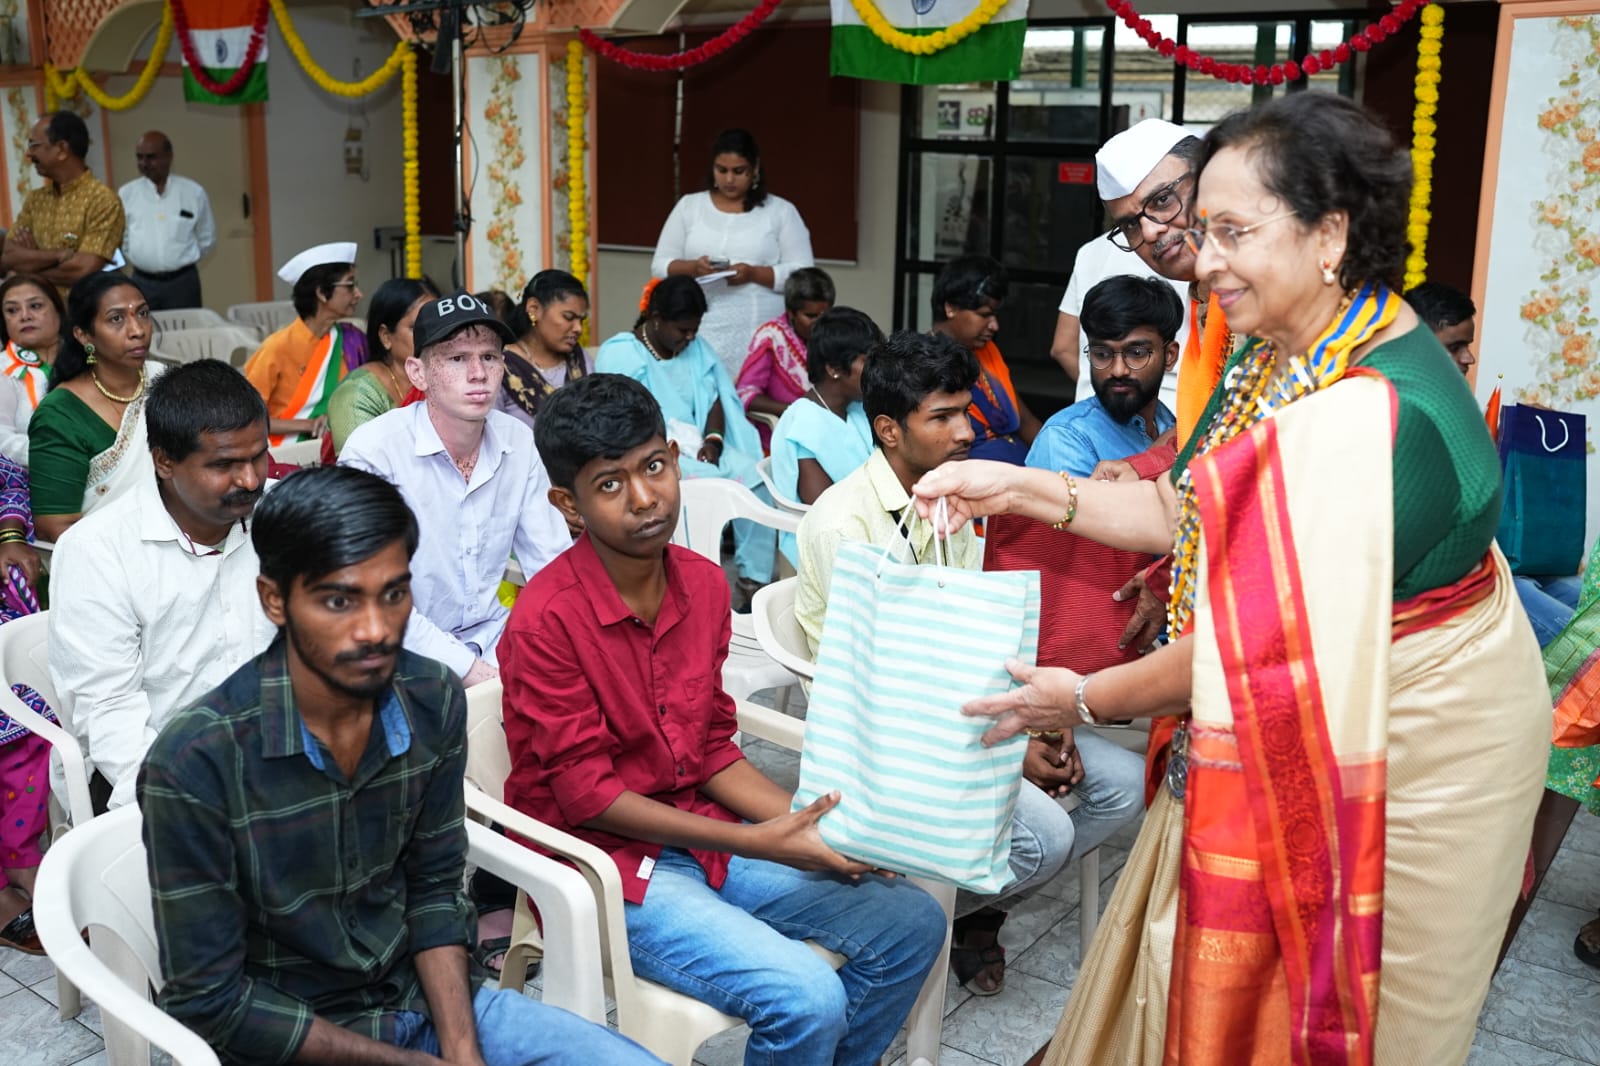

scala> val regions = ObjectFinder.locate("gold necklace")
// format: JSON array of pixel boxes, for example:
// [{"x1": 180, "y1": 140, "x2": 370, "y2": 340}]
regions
[
  {"x1": 376, "y1": 359, "x2": 405, "y2": 400},
  {"x1": 637, "y1": 325, "x2": 665, "y2": 361},
  {"x1": 92, "y1": 366, "x2": 146, "y2": 404}
]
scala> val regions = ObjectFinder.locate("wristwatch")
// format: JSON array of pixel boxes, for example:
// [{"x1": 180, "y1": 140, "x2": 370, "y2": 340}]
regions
[{"x1": 1074, "y1": 673, "x2": 1097, "y2": 726}]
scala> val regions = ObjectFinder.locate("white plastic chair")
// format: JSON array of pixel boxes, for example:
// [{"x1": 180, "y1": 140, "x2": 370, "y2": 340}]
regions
[
  {"x1": 462, "y1": 679, "x2": 952, "y2": 1065},
  {"x1": 673, "y1": 478, "x2": 799, "y2": 703},
  {"x1": 35, "y1": 790, "x2": 609, "y2": 1066},
  {"x1": 226, "y1": 299, "x2": 296, "y2": 337},
  {"x1": 269, "y1": 438, "x2": 325, "y2": 468},
  {"x1": 0, "y1": 611, "x2": 88, "y2": 1018},
  {"x1": 33, "y1": 805, "x2": 217, "y2": 1066},
  {"x1": 149, "y1": 308, "x2": 234, "y2": 335},
  {"x1": 755, "y1": 456, "x2": 811, "y2": 515},
  {"x1": 750, "y1": 578, "x2": 1106, "y2": 960},
  {"x1": 149, "y1": 326, "x2": 260, "y2": 367}
]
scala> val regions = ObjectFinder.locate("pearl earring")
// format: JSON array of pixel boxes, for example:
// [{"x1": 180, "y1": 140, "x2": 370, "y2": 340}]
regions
[{"x1": 1320, "y1": 260, "x2": 1337, "y2": 286}]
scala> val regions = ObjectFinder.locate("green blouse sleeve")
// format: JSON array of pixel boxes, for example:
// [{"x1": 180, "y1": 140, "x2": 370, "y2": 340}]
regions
[
  {"x1": 328, "y1": 369, "x2": 394, "y2": 453},
  {"x1": 29, "y1": 392, "x2": 107, "y2": 517}
]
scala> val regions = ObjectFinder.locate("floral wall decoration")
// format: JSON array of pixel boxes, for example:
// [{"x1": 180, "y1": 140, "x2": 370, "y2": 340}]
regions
[{"x1": 470, "y1": 53, "x2": 542, "y2": 297}]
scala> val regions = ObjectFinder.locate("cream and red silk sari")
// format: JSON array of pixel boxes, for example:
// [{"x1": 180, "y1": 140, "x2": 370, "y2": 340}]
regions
[{"x1": 1047, "y1": 306, "x2": 1548, "y2": 1065}]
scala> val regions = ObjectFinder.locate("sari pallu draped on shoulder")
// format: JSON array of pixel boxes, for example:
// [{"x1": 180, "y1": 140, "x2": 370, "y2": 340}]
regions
[{"x1": 1046, "y1": 373, "x2": 1547, "y2": 1066}]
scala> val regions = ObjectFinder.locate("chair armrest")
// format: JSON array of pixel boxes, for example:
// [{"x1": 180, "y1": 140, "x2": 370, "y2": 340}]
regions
[
  {"x1": 735, "y1": 699, "x2": 804, "y2": 752},
  {"x1": 748, "y1": 411, "x2": 781, "y2": 433},
  {"x1": 462, "y1": 784, "x2": 644, "y2": 1020},
  {"x1": 463, "y1": 820, "x2": 606, "y2": 1024},
  {"x1": 32, "y1": 913, "x2": 220, "y2": 1066},
  {"x1": 0, "y1": 682, "x2": 91, "y2": 826}
]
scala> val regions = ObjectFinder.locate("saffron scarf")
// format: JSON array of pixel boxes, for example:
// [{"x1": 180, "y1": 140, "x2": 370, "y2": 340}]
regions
[
  {"x1": 268, "y1": 326, "x2": 348, "y2": 446},
  {"x1": 1175, "y1": 290, "x2": 1232, "y2": 451}
]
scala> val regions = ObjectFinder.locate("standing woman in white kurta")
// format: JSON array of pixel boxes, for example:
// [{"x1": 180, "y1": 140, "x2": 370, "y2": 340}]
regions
[{"x1": 651, "y1": 128, "x2": 816, "y2": 381}]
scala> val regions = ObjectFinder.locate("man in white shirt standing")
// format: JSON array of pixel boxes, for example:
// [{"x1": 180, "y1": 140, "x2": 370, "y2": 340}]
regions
[
  {"x1": 118, "y1": 131, "x2": 216, "y2": 310},
  {"x1": 49, "y1": 359, "x2": 274, "y2": 809},
  {"x1": 340, "y1": 292, "x2": 569, "y2": 687}
]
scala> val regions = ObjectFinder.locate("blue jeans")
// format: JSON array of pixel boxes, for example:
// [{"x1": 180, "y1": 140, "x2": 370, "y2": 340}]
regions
[
  {"x1": 623, "y1": 849, "x2": 946, "y2": 1066},
  {"x1": 392, "y1": 984, "x2": 663, "y2": 1065},
  {"x1": 956, "y1": 728, "x2": 1146, "y2": 918},
  {"x1": 1515, "y1": 574, "x2": 1583, "y2": 647}
]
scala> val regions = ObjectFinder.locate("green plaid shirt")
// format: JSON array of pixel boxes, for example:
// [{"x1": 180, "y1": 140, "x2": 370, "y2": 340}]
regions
[{"x1": 137, "y1": 637, "x2": 477, "y2": 1065}]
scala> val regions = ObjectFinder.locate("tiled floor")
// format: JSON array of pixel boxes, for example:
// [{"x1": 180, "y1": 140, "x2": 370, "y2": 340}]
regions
[{"x1": 5, "y1": 711, "x2": 1600, "y2": 1066}]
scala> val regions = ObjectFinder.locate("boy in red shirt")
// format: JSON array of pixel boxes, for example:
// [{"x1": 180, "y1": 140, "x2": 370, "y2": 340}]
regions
[{"x1": 499, "y1": 373, "x2": 945, "y2": 1066}]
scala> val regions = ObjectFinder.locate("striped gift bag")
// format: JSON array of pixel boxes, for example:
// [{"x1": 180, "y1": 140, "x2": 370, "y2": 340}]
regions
[{"x1": 793, "y1": 528, "x2": 1038, "y2": 892}]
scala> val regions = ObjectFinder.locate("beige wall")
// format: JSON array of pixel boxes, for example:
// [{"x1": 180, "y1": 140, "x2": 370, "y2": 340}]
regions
[
  {"x1": 262, "y1": 5, "x2": 405, "y2": 300},
  {"x1": 594, "y1": 79, "x2": 902, "y2": 342}
]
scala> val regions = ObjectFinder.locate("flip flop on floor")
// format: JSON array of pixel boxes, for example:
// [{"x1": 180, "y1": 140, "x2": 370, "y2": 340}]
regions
[{"x1": 0, "y1": 910, "x2": 44, "y2": 956}]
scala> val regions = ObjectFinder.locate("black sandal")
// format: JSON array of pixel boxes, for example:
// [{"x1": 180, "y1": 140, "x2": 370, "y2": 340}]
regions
[
  {"x1": 951, "y1": 909, "x2": 1008, "y2": 996},
  {"x1": 0, "y1": 909, "x2": 44, "y2": 955},
  {"x1": 472, "y1": 935, "x2": 513, "y2": 976}
]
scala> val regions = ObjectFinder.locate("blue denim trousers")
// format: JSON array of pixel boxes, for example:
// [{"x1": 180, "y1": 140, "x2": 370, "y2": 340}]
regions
[
  {"x1": 392, "y1": 984, "x2": 663, "y2": 1065},
  {"x1": 956, "y1": 727, "x2": 1147, "y2": 918},
  {"x1": 622, "y1": 849, "x2": 947, "y2": 1066},
  {"x1": 1515, "y1": 574, "x2": 1583, "y2": 648}
]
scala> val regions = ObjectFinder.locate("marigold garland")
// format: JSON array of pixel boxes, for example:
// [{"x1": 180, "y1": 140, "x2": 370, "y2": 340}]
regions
[
  {"x1": 1107, "y1": 0, "x2": 1426, "y2": 84},
  {"x1": 565, "y1": 40, "x2": 590, "y2": 326},
  {"x1": 401, "y1": 46, "x2": 421, "y2": 278},
  {"x1": 1405, "y1": 4, "x2": 1445, "y2": 290},
  {"x1": 579, "y1": 0, "x2": 784, "y2": 70},
  {"x1": 270, "y1": 0, "x2": 408, "y2": 97},
  {"x1": 171, "y1": 0, "x2": 270, "y2": 98},
  {"x1": 849, "y1": 0, "x2": 1008, "y2": 56},
  {"x1": 45, "y1": 2, "x2": 174, "y2": 112}
]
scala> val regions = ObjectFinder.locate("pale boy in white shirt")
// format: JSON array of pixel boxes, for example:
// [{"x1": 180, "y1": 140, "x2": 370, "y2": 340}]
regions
[
  {"x1": 117, "y1": 131, "x2": 216, "y2": 311},
  {"x1": 340, "y1": 292, "x2": 568, "y2": 686},
  {"x1": 49, "y1": 360, "x2": 274, "y2": 809}
]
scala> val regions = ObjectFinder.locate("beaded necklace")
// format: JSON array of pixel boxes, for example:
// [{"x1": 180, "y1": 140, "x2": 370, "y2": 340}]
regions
[{"x1": 1167, "y1": 282, "x2": 1399, "y2": 635}]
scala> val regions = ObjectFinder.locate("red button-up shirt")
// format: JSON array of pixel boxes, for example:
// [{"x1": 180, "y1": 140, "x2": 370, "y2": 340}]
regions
[{"x1": 500, "y1": 535, "x2": 746, "y2": 903}]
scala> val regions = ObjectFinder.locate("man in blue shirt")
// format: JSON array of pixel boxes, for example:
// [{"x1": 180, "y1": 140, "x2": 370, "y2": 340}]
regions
[{"x1": 1028, "y1": 274, "x2": 1182, "y2": 477}]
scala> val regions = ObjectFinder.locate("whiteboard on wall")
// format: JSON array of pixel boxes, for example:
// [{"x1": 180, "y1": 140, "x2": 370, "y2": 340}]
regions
[{"x1": 1477, "y1": 9, "x2": 1600, "y2": 546}]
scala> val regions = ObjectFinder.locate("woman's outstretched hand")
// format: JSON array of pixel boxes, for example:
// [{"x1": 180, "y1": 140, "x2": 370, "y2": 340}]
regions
[
  {"x1": 911, "y1": 459, "x2": 1026, "y2": 534},
  {"x1": 963, "y1": 658, "x2": 1083, "y2": 746}
]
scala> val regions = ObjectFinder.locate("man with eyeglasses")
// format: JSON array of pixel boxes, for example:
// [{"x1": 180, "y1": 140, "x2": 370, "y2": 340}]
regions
[{"x1": 1030, "y1": 275, "x2": 1181, "y2": 478}]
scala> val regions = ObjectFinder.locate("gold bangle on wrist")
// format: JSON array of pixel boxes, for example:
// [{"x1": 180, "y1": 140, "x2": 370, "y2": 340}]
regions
[{"x1": 1051, "y1": 471, "x2": 1079, "y2": 531}]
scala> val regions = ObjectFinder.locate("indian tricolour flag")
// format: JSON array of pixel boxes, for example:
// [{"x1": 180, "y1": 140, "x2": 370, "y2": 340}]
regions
[
  {"x1": 831, "y1": 0, "x2": 1028, "y2": 84},
  {"x1": 181, "y1": 0, "x2": 269, "y2": 105}
]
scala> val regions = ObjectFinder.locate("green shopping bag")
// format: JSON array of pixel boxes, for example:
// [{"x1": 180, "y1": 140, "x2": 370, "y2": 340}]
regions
[
  {"x1": 1497, "y1": 404, "x2": 1587, "y2": 576},
  {"x1": 793, "y1": 519, "x2": 1038, "y2": 892}
]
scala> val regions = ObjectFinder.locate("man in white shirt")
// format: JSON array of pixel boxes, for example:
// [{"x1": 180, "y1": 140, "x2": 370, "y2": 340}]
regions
[
  {"x1": 49, "y1": 360, "x2": 274, "y2": 809},
  {"x1": 340, "y1": 292, "x2": 569, "y2": 687},
  {"x1": 118, "y1": 131, "x2": 216, "y2": 310}
]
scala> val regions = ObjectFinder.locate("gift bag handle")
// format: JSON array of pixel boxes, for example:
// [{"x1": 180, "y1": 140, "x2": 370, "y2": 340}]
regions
[
  {"x1": 878, "y1": 497, "x2": 951, "y2": 587},
  {"x1": 1536, "y1": 413, "x2": 1572, "y2": 453}
]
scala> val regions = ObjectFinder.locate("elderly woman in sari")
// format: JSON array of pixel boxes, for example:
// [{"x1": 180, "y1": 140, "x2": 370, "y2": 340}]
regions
[
  {"x1": 914, "y1": 93, "x2": 1548, "y2": 1066},
  {"x1": 931, "y1": 256, "x2": 1042, "y2": 465},
  {"x1": 29, "y1": 273, "x2": 162, "y2": 542},
  {"x1": 736, "y1": 266, "x2": 834, "y2": 449},
  {"x1": 596, "y1": 275, "x2": 776, "y2": 602}
]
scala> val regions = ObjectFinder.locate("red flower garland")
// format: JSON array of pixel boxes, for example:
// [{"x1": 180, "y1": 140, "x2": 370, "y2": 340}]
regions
[
  {"x1": 170, "y1": 0, "x2": 271, "y2": 97},
  {"x1": 1108, "y1": 0, "x2": 1429, "y2": 84},
  {"x1": 579, "y1": 0, "x2": 785, "y2": 71}
]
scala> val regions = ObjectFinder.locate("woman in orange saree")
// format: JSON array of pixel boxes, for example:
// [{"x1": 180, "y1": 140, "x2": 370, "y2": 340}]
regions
[{"x1": 912, "y1": 93, "x2": 1549, "y2": 1066}]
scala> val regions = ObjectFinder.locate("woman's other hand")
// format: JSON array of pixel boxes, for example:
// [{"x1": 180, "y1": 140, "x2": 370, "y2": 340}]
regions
[
  {"x1": 0, "y1": 541, "x2": 40, "y2": 589},
  {"x1": 963, "y1": 658, "x2": 1082, "y2": 746}
]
